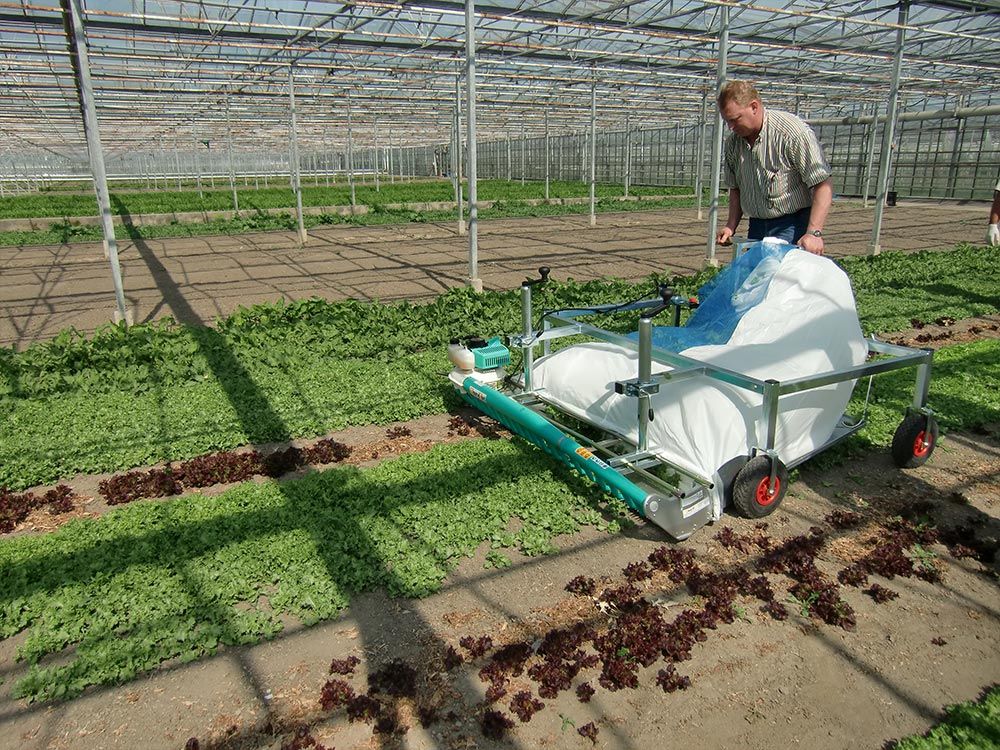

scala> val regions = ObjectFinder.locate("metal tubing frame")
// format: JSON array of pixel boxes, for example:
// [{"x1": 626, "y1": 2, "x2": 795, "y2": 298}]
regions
[
  {"x1": 465, "y1": 0, "x2": 480, "y2": 289},
  {"x1": 624, "y1": 112, "x2": 632, "y2": 197},
  {"x1": 862, "y1": 101, "x2": 879, "y2": 207},
  {"x1": 373, "y1": 117, "x2": 380, "y2": 192},
  {"x1": 871, "y1": 0, "x2": 909, "y2": 255},
  {"x1": 544, "y1": 109, "x2": 550, "y2": 199},
  {"x1": 637, "y1": 317, "x2": 653, "y2": 451},
  {"x1": 224, "y1": 92, "x2": 239, "y2": 212},
  {"x1": 520, "y1": 282, "x2": 535, "y2": 392},
  {"x1": 347, "y1": 91, "x2": 356, "y2": 208},
  {"x1": 695, "y1": 87, "x2": 708, "y2": 220},
  {"x1": 588, "y1": 73, "x2": 597, "y2": 226},
  {"x1": 288, "y1": 64, "x2": 307, "y2": 244},
  {"x1": 706, "y1": 4, "x2": 729, "y2": 266},
  {"x1": 454, "y1": 65, "x2": 465, "y2": 235},
  {"x1": 519, "y1": 302, "x2": 934, "y2": 472},
  {"x1": 61, "y1": 0, "x2": 128, "y2": 323}
]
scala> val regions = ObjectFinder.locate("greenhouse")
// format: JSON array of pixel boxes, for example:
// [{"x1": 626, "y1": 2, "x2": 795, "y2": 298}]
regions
[{"x1": 1, "y1": 1, "x2": 998, "y2": 749}]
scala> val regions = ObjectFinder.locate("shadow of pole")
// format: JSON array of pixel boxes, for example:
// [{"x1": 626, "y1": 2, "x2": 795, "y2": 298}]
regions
[{"x1": 82, "y1": 207, "x2": 515, "y2": 749}]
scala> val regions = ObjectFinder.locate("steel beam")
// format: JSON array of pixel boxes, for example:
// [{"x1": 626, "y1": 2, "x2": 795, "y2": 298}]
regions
[
  {"x1": 60, "y1": 0, "x2": 128, "y2": 324},
  {"x1": 871, "y1": 1, "x2": 909, "y2": 256},
  {"x1": 706, "y1": 4, "x2": 729, "y2": 267},
  {"x1": 465, "y1": 0, "x2": 482, "y2": 291}
]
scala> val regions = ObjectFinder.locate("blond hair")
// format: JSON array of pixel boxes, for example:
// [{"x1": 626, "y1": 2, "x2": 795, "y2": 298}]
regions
[{"x1": 718, "y1": 80, "x2": 760, "y2": 108}]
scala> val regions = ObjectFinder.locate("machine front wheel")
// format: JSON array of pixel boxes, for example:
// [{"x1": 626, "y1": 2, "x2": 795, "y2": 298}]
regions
[
  {"x1": 731, "y1": 455, "x2": 789, "y2": 519},
  {"x1": 891, "y1": 413, "x2": 938, "y2": 468}
]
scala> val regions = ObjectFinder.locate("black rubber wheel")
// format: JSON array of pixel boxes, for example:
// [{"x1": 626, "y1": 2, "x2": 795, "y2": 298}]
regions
[
  {"x1": 731, "y1": 455, "x2": 789, "y2": 519},
  {"x1": 891, "y1": 413, "x2": 938, "y2": 468}
]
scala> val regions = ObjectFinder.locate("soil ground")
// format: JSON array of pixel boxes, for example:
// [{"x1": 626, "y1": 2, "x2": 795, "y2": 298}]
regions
[
  {"x1": 0, "y1": 421, "x2": 997, "y2": 750},
  {"x1": 0, "y1": 199, "x2": 990, "y2": 348},
  {"x1": 0, "y1": 202, "x2": 997, "y2": 750}
]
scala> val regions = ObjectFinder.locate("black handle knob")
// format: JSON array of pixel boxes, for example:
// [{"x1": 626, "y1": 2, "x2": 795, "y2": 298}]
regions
[{"x1": 523, "y1": 266, "x2": 551, "y2": 287}]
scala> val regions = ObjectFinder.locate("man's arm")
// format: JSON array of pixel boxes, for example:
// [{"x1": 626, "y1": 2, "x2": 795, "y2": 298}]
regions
[
  {"x1": 717, "y1": 188, "x2": 743, "y2": 245},
  {"x1": 797, "y1": 178, "x2": 833, "y2": 255}
]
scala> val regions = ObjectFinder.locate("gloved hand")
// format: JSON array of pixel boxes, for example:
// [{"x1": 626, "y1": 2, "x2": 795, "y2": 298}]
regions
[{"x1": 988, "y1": 223, "x2": 1000, "y2": 247}]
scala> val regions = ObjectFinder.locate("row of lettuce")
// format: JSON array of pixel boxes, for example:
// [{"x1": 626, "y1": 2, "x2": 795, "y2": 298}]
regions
[
  {"x1": 0, "y1": 244, "x2": 997, "y2": 492},
  {"x1": 0, "y1": 179, "x2": 681, "y2": 220},
  {"x1": 0, "y1": 193, "x2": 700, "y2": 247}
]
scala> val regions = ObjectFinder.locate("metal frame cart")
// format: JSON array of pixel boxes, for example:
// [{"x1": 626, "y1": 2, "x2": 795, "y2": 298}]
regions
[{"x1": 449, "y1": 267, "x2": 937, "y2": 539}]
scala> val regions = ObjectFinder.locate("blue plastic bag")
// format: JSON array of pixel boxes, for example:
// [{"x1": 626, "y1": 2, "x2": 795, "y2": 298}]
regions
[{"x1": 630, "y1": 239, "x2": 795, "y2": 352}]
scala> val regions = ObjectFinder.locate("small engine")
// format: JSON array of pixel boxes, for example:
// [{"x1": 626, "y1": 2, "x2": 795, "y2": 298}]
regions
[{"x1": 447, "y1": 336, "x2": 510, "y2": 387}]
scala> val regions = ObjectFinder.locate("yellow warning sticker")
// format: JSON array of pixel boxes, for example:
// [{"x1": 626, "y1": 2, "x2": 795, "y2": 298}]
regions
[{"x1": 575, "y1": 447, "x2": 593, "y2": 460}]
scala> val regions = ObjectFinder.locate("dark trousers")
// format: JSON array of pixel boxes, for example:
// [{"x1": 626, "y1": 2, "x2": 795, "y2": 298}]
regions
[{"x1": 748, "y1": 206, "x2": 811, "y2": 244}]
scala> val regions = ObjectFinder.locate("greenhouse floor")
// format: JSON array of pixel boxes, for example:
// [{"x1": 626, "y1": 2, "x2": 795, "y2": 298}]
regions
[{"x1": 0, "y1": 199, "x2": 988, "y2": 348}]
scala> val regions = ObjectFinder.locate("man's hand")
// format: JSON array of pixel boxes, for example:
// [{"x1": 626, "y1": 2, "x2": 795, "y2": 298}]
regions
[
  {"x1": 988, "y1": 223, "x2": 999, "y2": 247},
  {"x1": 717, "y1": 226, "x2": 735, "y2": 245},
  {"x1": 797, "y1": 232, "x2": 825, "y2": 255}
]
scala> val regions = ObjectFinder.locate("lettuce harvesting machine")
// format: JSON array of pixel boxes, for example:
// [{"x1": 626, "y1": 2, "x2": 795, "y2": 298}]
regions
[{"x1": 447, "y1": 262, "x2": 937, "y2": 541}]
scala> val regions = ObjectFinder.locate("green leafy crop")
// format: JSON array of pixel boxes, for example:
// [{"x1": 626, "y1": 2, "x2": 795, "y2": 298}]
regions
[{"x1": 0, "y1": 438, "x2": 629, "y2": 702}]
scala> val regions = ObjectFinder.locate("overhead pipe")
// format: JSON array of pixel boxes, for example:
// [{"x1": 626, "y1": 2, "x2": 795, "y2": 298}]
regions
[{"x1": 807, "y1": 103, "x2": 1000, "y2": 127}]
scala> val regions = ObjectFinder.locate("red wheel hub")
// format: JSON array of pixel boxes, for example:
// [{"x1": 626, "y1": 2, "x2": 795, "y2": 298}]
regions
[
  {"x1": 913, "y1": 430, "x2": 931, "y2": 458},
  {"x1": 755, "y1": 475, "x2": 781, "y2": 506}
]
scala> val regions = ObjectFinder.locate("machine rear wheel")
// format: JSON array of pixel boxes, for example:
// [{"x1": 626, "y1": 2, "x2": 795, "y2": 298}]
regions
[
  {"x1": 891, "y1": 413, "x2": 938, "y2": 468},
  {"x1": 731, "y1": 455, "x2": 789, "y2": 519}
]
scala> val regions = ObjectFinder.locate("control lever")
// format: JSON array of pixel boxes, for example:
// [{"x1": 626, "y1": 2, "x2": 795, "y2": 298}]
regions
[
  {"x1": 523, "y1": 266, "x2": 550, "y2": 288},
  {"x1": 640, "y1": 284, "x2": 676, "y2": 321}
]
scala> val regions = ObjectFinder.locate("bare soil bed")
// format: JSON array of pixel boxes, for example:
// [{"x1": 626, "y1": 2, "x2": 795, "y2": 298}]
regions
[
  {"x1": 0, "y1": 201, "x2": 989, "y2": 348},
  {"x1": 1, "y1": 407, "x2": 997, "y2": 750},
  {"x1": 0, "y1": 206, "x2": 996, "y2": 749}
]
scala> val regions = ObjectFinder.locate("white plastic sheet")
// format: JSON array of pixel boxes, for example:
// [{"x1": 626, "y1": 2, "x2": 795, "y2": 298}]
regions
[{"x1": 531, "y1": 247, "x2": 868, "y2": 519}]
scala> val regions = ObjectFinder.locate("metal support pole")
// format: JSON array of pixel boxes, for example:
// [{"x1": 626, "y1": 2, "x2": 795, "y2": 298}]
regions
[
  {"x1": 706, "y1": 5, "x2": 729, "y2": 266},
  {"x1": 521, "y1": 283, "x2": 534, "y2": 392},
  {"x1": 224, "y1": 94, "x2": 239, "y2": 211},
  {"x1": 637, "y1": 317, "x2": 653, "y2": 451},
  {"x1": 871, "y1": 1, "x2": 909, "y2": 255},
  {"x1": 453, "y1": 66, "x2": 466, "y2": 235},
  {"x1": 544, "y1": 109, "x2": 550, "y2": 200},
  {"x1": 521, "y1": 132, "x2": 526, "y2": 185},
  {"x1": 288, "y1": 64, "x2": 307, "y2": 244},
  {"x1": 173, "y1": 139, "x2": 181, "y2": 190},
  {"x1": 946, "y1": 95, "x2": 966, "y2": 198},
  {"x1": 347, "y1": 92, "x2": 356, "y2": 209},
  {"x1": 506, "y1": 134, "x2": 512, "y2": 181},
  {"x1": 373, "y1": 118, "x2": 380, "y2": 192},
  {"x1": 465, "y1": 0, "x2": 482, "y2": 291},
  {"x1": 61, "y1": 0, "x2": 128, "y2": 323},
  {"x1": 388, "y1": 129, "x2": 394, "y2": 184},
  {"x1": 624, "y1": 112, "x2": 632, "y2": 198},
  {"x1": 695, "y1": 87, "x2": 708, "y2": 220},
  {"x1": 193, "y1": 137, "x2": 203, "y2": 198},
  {"x1": 589, "y1": 75, "x2": 597, "y2": 226},
  {"x1": 862, "y1": 102, "x2": 879, "y2": 207}
]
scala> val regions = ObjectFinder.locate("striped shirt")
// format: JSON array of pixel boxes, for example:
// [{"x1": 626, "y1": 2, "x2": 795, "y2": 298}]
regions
[{"x1": 724, "y1": 109, "x2": 831, "y2": 219}]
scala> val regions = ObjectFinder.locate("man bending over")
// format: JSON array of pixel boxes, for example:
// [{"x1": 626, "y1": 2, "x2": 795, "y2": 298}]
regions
[{"x1": 716, "y1": 80, "x2": 833, "y2": 255}]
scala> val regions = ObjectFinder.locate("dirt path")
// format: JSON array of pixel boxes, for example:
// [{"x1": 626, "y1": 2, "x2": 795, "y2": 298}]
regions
[
  {"x1": 0, "y1": 205, "x2": 996, "y2": 749},
  {"x1": 1, "y1": 420, "x2": 997, "y2": 750},
  {"x1": 0, "y1": 201, "x2": 988, "y2": 349}
]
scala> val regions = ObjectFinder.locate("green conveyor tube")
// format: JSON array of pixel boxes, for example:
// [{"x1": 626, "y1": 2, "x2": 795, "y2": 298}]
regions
[{"x1": 460, "y1": 377, "x2": 649, "y2": 515}]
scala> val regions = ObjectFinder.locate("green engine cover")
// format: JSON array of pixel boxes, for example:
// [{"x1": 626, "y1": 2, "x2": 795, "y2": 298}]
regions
[{"x1": 471, "y1": 337, "x2": 510, "y2": 369}]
